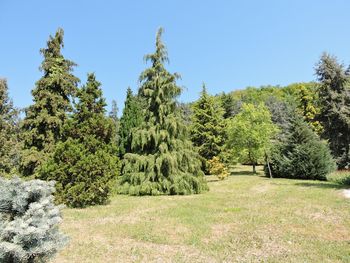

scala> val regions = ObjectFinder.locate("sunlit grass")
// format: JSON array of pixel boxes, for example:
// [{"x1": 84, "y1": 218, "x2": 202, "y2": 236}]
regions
[{"x1": 53, "y1": 165, "x2": 350, "y2": 262}]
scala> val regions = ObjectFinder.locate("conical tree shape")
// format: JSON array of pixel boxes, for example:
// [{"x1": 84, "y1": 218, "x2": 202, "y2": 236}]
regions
[
  {"x1": 267, "y1": 115, "x2": 336, "y2": 180},
  {"x1": 0, "y1": 79, "x2": 21, "y2": 175},
  {"x1": 39, "y1": 73, "x2": 119, "y2": 207},
  {"x1": 118, "y1": 87, "x2": 143, "y2": 157},
  {"x1": 20, "y1": 28, "x2": 79, "y2": 176},
  {"x1": 191, "y1": 84, "x2": 226, "y2": 166},
  {"x1": 315, "y1": 53, "x2": 350, "y2": 168},
  {"x1": 118, "y1": 28, "x2": 208, "y2": 195}
]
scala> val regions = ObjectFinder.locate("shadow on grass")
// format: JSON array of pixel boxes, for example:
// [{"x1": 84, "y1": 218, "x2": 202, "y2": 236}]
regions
[
  {"x1": 295, "y1": 182, "x2": 347, "y2": 190},
  {"x1": 229, "y1": 171, "x2": 259, "y2": 176},
  {"x1": 206, "y1": 177, "x2": 220, "y2": 183}
]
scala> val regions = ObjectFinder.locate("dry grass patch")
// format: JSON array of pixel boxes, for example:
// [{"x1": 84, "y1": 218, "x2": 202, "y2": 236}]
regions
[{"x1": 52, "y1": 165, "x2": 350, "y2": 262}]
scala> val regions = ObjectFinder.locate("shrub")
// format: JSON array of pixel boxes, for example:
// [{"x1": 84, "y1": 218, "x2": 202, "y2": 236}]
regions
[
  {"x1": 39, "y1": 138, "x2": 119, "y2": 208},
  {"x1": 0, "y1": 177, "x2": 67, "y2": 263},
  {"x1": 208, "y1": 157, "x2": 229, "y2": 180},
  {"x1": 327, "y1": 170, "x2": 350, "y2": 186},
  {"x1": 266, "y1": 117, "x2": 336, "y2": 180}
]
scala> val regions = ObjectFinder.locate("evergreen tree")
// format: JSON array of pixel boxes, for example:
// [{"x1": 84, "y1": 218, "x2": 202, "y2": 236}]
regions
[
  {"x1": 220, "y1": 92, "x2": 240, "y2": 118},
  {"x1": 39, "y1": 73, "x2": 119, "y2": 207},
  {"x1": 0, "y1": 79, "x2": 21, "y2": 176},
  {"x1": 118, "y1": 28, "x2": 208, "y2": 195},
  {"x1": 20, "y1": 28, "x2": 79, "y2": 176},
  {"x1": 109, "y1": 99, "x2": 120, "y2": 145},
  {"x1": 315, "y1": 53, "x2": 350, "y2": 169},
  {"x1": 190, "y1": 84, "x2": 226, "y2": 170},
  {"x1": 0, "y1": 177, "x2": 67, "y2": 262},
  {"x1": 267, "y1": 116, "x2": 336, "y2": 180},
  {"x1": 118, "y1": 87, "x2": 143, "y2": 157}
]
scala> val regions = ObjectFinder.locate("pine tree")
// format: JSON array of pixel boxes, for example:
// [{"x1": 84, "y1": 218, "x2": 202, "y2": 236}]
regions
[
  {"x1": 109, "y1": 99, "x2": 120, "y2": 145},
  {"x1": 118, "y1": 28, "x2": 208, "y2": 195},
  {"x1": 0, "y1": 177, "x2": 67, "y2": 262},
  {"x1": 118, "y1": 87, "x2": 143, "y2": 157},
  {"x1": 267, "y1": 116, "x2": 336, "y2": 180},
  {"x1": 0, "y1": 79, "x2": 21, "y2": 176},
  {"x1": 315, "y1": 53, "x2": 350, "y2": 169},
  {"x1": 39, "y1": 73, "x2": 119, "y2": 207},
  {"x1": 20, "y1": 28, "x2": 79, "y2": 176},
  {"x1": 190, "y1": 84, "x2": 226, "y2": 171}
]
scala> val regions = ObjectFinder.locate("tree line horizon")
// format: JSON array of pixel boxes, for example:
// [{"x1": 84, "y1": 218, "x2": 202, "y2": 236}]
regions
[{"x1": 1, "y1": 27, "x2": 349, "y2": 205}]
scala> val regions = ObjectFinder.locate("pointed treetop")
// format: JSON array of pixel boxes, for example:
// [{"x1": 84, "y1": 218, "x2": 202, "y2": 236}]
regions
[{"x1": 201, "y1": 82, "x2": 208, "y2": 96}]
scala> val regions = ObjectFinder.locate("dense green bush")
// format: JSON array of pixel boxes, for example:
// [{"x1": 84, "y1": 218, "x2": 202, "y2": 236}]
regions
[
  {"x1": 39, "y1": 138, "x2": 119, "y2": 208},
  {"x1": 0, "y1": 177, "x2": 67, "y2": 262},
  {"x1": 327, "y1": 170, "x2": 350, "y2": 186},
  {"x1": 266, "y1": 117, "x2": 336, "y2": 180}
]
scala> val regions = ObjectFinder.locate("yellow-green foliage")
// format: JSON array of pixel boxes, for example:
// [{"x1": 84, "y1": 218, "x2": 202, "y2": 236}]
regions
[{"x1": 207, "y1": 157, "x2": 229, "y2": 180}]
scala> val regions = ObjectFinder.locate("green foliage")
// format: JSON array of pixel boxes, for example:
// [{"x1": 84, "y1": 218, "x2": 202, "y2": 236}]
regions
[
  {"x1": 190, "y1": 84, "x2": 226, "y2": 166},
  {"x1": 38, "y1": 73, "x2": 119, "y2": 208},
  {"x1": 315, "y1": 53, "x2": 350, "y2": 169},
  {"x1": 207, "y1": 157, "x2": 229, "y2": 180},
  {"x1": 228, "y1": 103, "x2": 278, "y2": 173},
  {"x1": 118, "y1": 28, "x2": 208, "y2": 195},
  {"x1": 118, "y1": 87, "x2": 143, "y2": 157},
  {"x1": 289, "y1": 83, "x2": 323, "y2": 133},
  {"x1": 267, "y1": 116, "x2": 336, "y2": 180},
  {"x1": 0, "y1": 176, "x2": 67, "y2": 262},
  {"x1": 20, "y1": 28, "x2": 79, "y2": 177},
  {"x1": 327, "y1": 170, "x2": 350, "y2": 186},
  {"x1": 0, "y1": 79, "x2": 21, "y2": 176}
]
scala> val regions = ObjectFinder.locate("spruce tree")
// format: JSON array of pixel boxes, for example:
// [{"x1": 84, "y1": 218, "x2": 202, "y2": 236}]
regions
[
  {"x1": 118, "y1": 87, "x2": 143, "y2": 157},
  {"x1": 20, "y1": 28, "x2": 79, "y2": 176},
  {"x1": 0, "y1": 177, "x2": 67, "y2": 262},
  {"x1": 267, "y1": 116, "x2": 336, "y2": 180},
  {"x1": 0, "y1": 79, "x2": 21, "y2": 176},
  {"x1": 39, "y1": 73, "x2": 119, "y2": 207},
  {"x1": 118, "y1": 28, "x2": 208, "y2": 195},
  {"x1": 190, "y1": 84, "x2": 226, "y2": 170},
  {"x1": 315, "y1": 53, "x2": 350, "y2": 168}
]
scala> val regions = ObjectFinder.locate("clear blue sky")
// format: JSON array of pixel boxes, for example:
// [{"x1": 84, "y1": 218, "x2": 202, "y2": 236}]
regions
[{"x1": 1, "y1": 0, "x2": 350, "y2": 113}]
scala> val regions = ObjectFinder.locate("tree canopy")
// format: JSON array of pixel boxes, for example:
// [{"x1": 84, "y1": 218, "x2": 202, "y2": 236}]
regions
[{"x1": 228, "y1": 103, "x2": 278, "y2": 173}]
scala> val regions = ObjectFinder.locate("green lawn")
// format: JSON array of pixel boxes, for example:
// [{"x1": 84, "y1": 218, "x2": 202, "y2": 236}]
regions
[{"x1": 53, "y1": 165, "x2": 350, "y2": 263}]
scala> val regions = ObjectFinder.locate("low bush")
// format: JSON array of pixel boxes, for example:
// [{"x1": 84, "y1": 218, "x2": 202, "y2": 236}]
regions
[
  {"x1": 0, "y1": 177, "x2": 67, "y2": 263},
  {"x1": 327, "y1": 170, "x2": 350, "y2": 186},
  {"x1": 208, "y1": 157, "x2": 229, "y2": 180}
]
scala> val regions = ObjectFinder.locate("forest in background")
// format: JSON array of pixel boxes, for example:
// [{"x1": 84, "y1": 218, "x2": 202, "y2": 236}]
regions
[{"x1": 1, "y1": 27, "x2": 350, "y2": 262}]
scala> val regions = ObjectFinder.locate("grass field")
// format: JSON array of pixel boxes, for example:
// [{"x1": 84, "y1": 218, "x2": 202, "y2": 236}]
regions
[{"x1": 53, "y1": 165, "x2": 350, "y2": 263}]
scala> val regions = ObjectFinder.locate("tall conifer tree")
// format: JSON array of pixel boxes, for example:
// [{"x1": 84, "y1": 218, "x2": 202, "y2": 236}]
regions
[
  {"x1": 118, "y1": 28, "x2": 208, "y2": 195},
  {"x1": 39, "y1": 73, "x2": 119, "y2": 207},
  {"x1": 190, "y1": 84, "x2": 226, "y2": 166},
  {"x1": 315, "y1": 53, "x2": 350, "y2": 168},
  {"x1": 21, "y1": 28, "x2": 79, "y2": 176},
  {"x1": 0, "y1": 79, "x2": 21, "y2": 175},
  {"x1": 118, "y1": 87, "x2": 143, "y2": 157}
]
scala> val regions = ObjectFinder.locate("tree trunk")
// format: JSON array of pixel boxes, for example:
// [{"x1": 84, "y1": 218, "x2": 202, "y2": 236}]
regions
[
  {"x1": 264, "y1": 151, "x2": 273, "y2": 178},
  {"x1": 253, "y1": 162, "x2": 256, "y2": 174}
]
